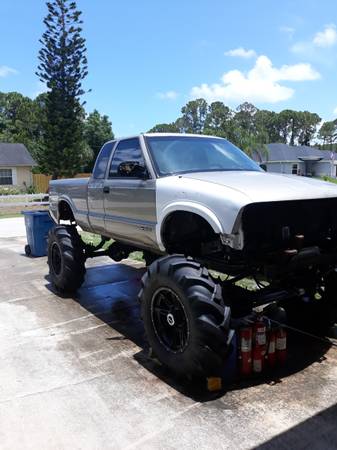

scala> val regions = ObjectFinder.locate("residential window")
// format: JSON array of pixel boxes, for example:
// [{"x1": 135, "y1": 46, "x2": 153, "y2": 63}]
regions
[
  {"x1": 292, "y1": 164, "x2": 298, "y2": 175},
  {"x1": 0, "y1": 168, "x2": 13, "y2": 185}
]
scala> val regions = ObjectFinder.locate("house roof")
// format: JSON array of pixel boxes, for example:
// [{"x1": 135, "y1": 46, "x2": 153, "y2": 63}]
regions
[
  {"x1": 0, "y1": 143, "x2": 36, "y2": 167},
  {"x1": 253, "y1": 143, "x2": 337, "y2": 163}
]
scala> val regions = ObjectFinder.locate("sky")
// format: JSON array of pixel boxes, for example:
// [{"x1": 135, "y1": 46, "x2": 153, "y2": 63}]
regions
[{"x1": 1, "y1": 0, "x2": 337, "y2": 136}]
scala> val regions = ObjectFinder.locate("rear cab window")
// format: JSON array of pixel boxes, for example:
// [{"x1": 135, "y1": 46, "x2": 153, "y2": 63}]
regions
[
  {"x1": 92, "y1": 141, "x2": 115, "y2": 179},
  {"x1": 108, "y1": 138, "x2": 146, "y2": 178}
]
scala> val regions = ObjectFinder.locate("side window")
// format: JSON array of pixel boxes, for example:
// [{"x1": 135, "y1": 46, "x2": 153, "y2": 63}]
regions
[
  {"x1": 92, "y1": 142, "x2": 114, "y2": 179},
  {"x1": 109, "y1": 138, "x2": 146, "y2": 178},
  {"x1": 0, "y1": 168, "x2": 13, "y2": 185}
]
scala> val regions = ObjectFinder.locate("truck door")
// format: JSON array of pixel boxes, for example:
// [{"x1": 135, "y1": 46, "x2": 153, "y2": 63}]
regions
[
  {"x1": 87, "y1": 141, "x2": 115, "y2": 234},
  {"x1": 103, "y1": 137, "x2": 157, "y2": 247}
]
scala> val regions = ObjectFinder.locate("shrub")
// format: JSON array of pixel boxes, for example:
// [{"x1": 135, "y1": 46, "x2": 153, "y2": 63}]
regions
[
  {"x1": 26, "y1": 185, "x2": 37, "y2": 194},
  {"x1": 0, "y1": 186, "x2": 22, "y2": 195}
]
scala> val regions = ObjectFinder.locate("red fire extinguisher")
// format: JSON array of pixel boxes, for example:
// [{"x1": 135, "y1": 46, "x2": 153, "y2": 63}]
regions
[
  {"x1": 252, "y1": 317, "x2": 267, "y2": 373},
  {"x1": 267, "y1": 328, "x2": 277, "y2": 369},
  {"x1": 252, "y1": 345, "x2": 264, "y2": 373},
  {"x1": 239, "y1": 326, "x2": 252, "y2": 376},
  {"x1": 276, "y1": 327, "x2": 287, "y2": 365}
]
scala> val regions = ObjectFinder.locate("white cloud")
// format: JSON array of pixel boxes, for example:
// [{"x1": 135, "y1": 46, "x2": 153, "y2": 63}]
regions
[
  {"x1": 280, "y1": 26, "x2": 295, "y2": 38},
  {"x1": 156, "y1": 90, "x2": 179, "y2": 100},
  {"x1": 190, "y1": 55, "x2": 320, "y2": 104},
  {"x1": 291, "y1": 41, "x2": 311, "y2": 54},
  {"x1": 313, "y1": 24, "x2": 337, "y2": 47},
  {"x1": 333, "y1": 106, "x2": 337, "y2": 115},
  {"x1": 224, "y1": 47, "x2": 256, "y2": 58},
  {"x1": 0, "y1": 65, "x2": 18, "y2": 77},
  {"x1": 275, "y1": 62, "x2": 320, "y2": 81},
  {"x1": 291, "y1": 24, "x2": 337, "y2": 56}
]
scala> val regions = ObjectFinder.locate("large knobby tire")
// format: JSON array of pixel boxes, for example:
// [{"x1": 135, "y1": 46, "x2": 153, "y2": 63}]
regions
[
  {"x1": 139, "y1": 255, "x2": 231, "y2": 378},
  {"x1": 47, "y1": 225, "x2": 86, "y2": 294}
]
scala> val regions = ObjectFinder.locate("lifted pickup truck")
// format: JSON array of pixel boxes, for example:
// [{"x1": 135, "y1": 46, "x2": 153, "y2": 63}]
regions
[{"x1": 48, "y1": 133, "x2": 337, "y2": 377}]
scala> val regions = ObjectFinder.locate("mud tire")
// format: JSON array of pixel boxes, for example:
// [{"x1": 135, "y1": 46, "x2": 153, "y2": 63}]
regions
[
  {"x1": 139, "y1": 255, "x2": 231, "y2": 377},
  {"x1": 48, "y1": 225, "x2": 85, "y2": 294}
]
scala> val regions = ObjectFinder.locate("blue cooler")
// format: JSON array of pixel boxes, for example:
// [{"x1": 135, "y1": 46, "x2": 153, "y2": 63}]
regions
[{"x1": 22, "y1": 210, "x2": 55, "y2": 257}]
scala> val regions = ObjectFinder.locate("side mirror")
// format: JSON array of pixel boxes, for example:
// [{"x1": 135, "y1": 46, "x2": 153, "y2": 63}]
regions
[
  {"x1": 118, "y1": 161, "x2": 148, "y2": 179},
  {"x1": 260, "y1": 163, "x2": 267, "y2": 172}
]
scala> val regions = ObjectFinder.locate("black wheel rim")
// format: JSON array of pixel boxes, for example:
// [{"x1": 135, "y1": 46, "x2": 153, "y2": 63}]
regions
[
  {"x1": 51, "y1": 242, "x2": 62, "y2": 276},
  {"x1": 151, "y1": 287, "x2": 189, "y2": 353}
]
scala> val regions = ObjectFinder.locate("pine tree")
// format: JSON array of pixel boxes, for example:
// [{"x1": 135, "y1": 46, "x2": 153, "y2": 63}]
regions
[
  {"x1": 84, "y1": 110, "x2": 114, "y2": 170},
  {"x1": 36, "y1": 0, "x2": 88, "y2": 178}
]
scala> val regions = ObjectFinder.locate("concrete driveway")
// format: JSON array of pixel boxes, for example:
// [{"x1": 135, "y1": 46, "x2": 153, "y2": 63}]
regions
[
  {"x1": 0, "y1": 234, "x2": 336, "y2": 449},
  {"x1": 0, "y1": 216, "x2": 26, "y2": 237}
]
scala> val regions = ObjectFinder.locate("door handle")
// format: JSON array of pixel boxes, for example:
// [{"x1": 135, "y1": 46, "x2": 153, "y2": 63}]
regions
[{"x1": 103, "y1": 186, "x2": 110, "y2": 194}]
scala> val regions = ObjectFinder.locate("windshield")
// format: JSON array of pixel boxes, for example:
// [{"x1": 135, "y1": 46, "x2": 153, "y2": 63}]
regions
[{"x1": 145, "y1": 135, "x2": 262, "y2": 176}]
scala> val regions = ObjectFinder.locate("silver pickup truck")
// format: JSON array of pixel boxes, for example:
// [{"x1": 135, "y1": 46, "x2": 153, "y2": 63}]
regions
[{"x1": 48, "y1": 133, "x2": 337, "y2": 377}]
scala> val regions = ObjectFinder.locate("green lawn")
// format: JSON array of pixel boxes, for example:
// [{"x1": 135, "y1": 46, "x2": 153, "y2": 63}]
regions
[
  {"x1": 0, "y1": 212, "x2": 23, "y2": 219},
  {"x1": 80, "y1": 232, "x2": 262, "y2": 285},
  {"x1": 80, "y1": 231, "x2": 105, "y2": 247},
  {"x1": 210, "y1": 271, "x2": 261, "y2": 290},
  {"x1": 80, "y1": 231, "x2": 145, "y2": 263},
  {"x1": 319, "y1": 175, "x2": 337, "y2": 184}
]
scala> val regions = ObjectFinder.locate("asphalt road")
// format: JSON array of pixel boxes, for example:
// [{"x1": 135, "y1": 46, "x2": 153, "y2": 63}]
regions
[{"x1": 0, "y1": 234, "x2": 336, "y2": 449}]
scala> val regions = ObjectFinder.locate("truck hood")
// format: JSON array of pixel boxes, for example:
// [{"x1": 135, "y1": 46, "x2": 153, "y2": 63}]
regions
[{"x1": 181, "y1": 171, "x2": 337, "y2": 202}]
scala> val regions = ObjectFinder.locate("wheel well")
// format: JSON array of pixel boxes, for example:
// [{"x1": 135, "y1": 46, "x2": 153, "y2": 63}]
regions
[
  {"x1": 161, "y1": 211, "x2": 220, "y2": 255},
  {"x1": 58, "y1": 201, "x2": 75, "y2": 222}
]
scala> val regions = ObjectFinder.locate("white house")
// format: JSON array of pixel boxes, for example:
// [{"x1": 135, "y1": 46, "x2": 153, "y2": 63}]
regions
[
  {"x1": 253, "y1": 143, "x2": 337, "y2": 178},
  {"x1": 0, "y1": 143, "x2": 36, "y2": 188}
]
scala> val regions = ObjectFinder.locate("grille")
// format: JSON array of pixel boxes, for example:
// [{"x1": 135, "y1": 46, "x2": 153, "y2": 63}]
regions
[{"x1": 241, "y1": 198, "x2": 337, "y2": 253}]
